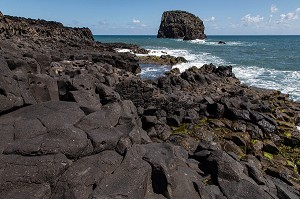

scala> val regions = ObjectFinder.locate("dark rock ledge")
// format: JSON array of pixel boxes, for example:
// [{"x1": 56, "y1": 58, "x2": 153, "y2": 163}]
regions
[{"x1": 0, "y1": 11, "x2": 300, "y2": 199}]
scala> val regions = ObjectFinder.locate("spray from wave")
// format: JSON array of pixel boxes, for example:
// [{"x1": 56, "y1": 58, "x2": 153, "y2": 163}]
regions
[
  {"x1": 137, "y1": 47, "x2": 227, "y2": 72},
  {"x1": 233, "y1": 66, "x2": 300, "y2": 102},
  {"x1": 186, "y1": 39, "x2": 253, "y2": 46}
]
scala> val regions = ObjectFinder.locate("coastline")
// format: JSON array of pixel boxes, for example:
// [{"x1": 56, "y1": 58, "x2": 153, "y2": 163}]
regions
[
  {"x1": 95, "y1": 35, "x2": 300, "y2": 102},
  {"x1": 0, "y1": 12, "x2": 300, "y2": 198}
]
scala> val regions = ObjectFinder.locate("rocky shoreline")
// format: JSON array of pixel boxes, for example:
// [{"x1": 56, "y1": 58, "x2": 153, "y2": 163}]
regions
[{"x1": 0, "y1": 12, "x2": 300, "y2": 199}]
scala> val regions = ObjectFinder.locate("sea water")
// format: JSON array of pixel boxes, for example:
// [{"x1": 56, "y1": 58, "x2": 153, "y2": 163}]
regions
[{"x1": 94, "y1": 35, "x2": 300, "y2": 102}]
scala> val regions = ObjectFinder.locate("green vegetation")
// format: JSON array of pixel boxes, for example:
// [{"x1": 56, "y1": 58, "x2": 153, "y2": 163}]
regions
[
  {"x1": 283, "y1": 131, "x2": 292, "y2": 138},
  {"x1": 263, "y1": 152, "x2": 273, "y2": 160},
  {"x1": 171, "y1": 124, "x2": 191, "y2": 135}
]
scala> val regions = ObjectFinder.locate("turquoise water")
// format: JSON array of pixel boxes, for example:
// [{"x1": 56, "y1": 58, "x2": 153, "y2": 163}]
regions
[{"x1": 94, "y1": 35, "x2": 300, "y2": 101}]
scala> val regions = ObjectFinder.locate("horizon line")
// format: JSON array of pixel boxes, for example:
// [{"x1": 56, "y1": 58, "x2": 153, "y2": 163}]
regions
[{"x1": 93, "y1": 34, "x2": 300, "y2": 36}]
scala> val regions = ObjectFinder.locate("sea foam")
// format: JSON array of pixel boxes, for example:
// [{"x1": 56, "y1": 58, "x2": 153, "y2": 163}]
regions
[
  {"x1": 115, "y1": 48, "x2": 133, "y2": 53},
  {"x1": 140, "y1": 47, "x2": 300, "y2": 102},
  {"x1": 233, "y1": 66, "x2": 300, "y2": 102},
  {"x1": 138, "y1": 48, "x2": 227, "y2": 73},
  {"x1": 187, "y1": 39, "x2": 252, "y2": 47}
]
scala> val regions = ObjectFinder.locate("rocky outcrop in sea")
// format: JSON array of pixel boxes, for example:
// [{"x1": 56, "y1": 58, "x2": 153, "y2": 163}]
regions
[
  {"x1": 157, "y1": 10, "x2": 206, "y2": 40},
  {"x1": 0, "y1": 11, "x2": 300, "y2": 199}
]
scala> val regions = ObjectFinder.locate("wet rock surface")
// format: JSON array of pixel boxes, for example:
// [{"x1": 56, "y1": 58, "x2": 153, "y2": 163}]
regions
[
  {"x1": 139, "y1": 55, "x2": 187, "y2": 66},
  {"x1": 0, "y1": 11, "x2": 300, "y2": 199}
]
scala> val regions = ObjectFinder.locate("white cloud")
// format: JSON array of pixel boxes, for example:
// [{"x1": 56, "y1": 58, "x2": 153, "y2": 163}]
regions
[
  {"x1": 241, "y1": 14, "x2": 264, "y2": 26},
  {"x1": 130, "y1": 18, "x2": 147, "y2": 28},
  {"x1": 132, "y1": 19, "x2": 141, "y2": 24},
  {"x1": 279, "y1": 12, "x2": 298, "y2": 23},
  {"x1": 282, "y1": 12, "x2": 298, "y2": 20},
  {"x1": 205, "y1": 16, "x2": 216, "y2": 22},
  {"x1": 277, "y1": 8, "x2": 300, "y2": 23},
  {"x1": 271, "y1": 5, "x2": 279, "y2": 13}
]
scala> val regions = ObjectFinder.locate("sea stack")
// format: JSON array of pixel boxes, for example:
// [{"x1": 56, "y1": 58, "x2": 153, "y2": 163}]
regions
[{"x1": 157, "y1": 10, "x2": 206, "y2": 40}]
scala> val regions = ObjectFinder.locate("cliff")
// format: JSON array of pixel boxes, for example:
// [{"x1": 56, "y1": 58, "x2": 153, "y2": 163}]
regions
[
  {"x1": 157, "y1": 10, "x2": 206, "y2": 40},
  {"x1": 0, "y1": 11, "x2": 93, "y2": 42}
]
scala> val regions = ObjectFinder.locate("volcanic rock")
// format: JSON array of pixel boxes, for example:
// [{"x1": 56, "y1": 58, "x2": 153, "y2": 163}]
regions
[
  {"x1": 157, "y1": 10, "x2": 206, "y2": 40},
  {"x1": 0, "y1": 13, "x2": 93, "y2": 42},
  {"x1": 139, "y1": 55, "x2": 187, "y2": 66},
  {"x1": 1, "y1": 11, "x2": 300, "y2": 199}
]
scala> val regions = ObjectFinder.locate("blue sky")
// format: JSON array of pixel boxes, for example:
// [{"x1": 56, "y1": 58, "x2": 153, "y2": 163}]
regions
[{"x1": 0, "y1": 0, "x2": 300, "y2": 35}]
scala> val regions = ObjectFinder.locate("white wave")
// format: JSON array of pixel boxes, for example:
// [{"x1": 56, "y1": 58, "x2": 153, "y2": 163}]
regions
[
  {"x1": 136, "y1": 46, "x2": 299, "y2": 102},
  {"x1": 189, "y1": 39, "x2": 206, "y2": 44},
  {"x1": 137, "y1": 47, "x2": 227, "y2": 73},
  {"x1": 115, "y1": 48, "x2": 134, "y2": 53},
  {"x1": 139, "y1": 64, "x2": 170, "y2": 79},
  {"x1": 171, "y1": 51, "x2": 227, "y2": 73},
  {"x1": 140, "y1": 65, "x2": 169, "y2": 74},
  {"x1": 233, "y1": 66, "x2": 300, "y2": 102},
  {"x1": 187, "y1": 40, "x2": 252, "y2": 47}
]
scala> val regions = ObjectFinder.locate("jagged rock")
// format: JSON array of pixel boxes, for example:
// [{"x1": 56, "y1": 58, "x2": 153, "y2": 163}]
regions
[
  {"x1": 262, "y1": 140, "x2": 280, "y2": 155},
  {"x1": 142, "y1": 115, "x2": 158, "y2": 129},
  {"x1": 272, "y1": 177, "x2": 300, "y2": 199},
  {"x1": 157, "y1": 10, "x2": 206, "y2": 40},
  {"x1": 139, "y1": 55, "x2": 187, "y2": 66},
  {"x1": 0, "y1": 56, "x2": 36, "y2": 114},
  {"x1": 199, "y1": 150, "x2": 273, "y2": 199},
  {"x1": 92, "y1": 52, "x2": 141, "y2": 74},
  {"x1": 90, "y1": 145, "x2": 152, "y2": 199},
  {"x1": 28, "y1": 74, "x2": 59, "y2": 103},
  {"x1": 96, "y1": 83, "x2": 121, "y2": 104},
  {"x1": 244, "y1": 156, "x2": 266, "y2": 185},
  {"x1": 68, "y1": 90, "x2": 102, "y2": 110},
  {"x1": 142, "y1": 143, "x2": 204, "y2": 199},
  {"x1": 104, "y1": 42, "x2": 150, "y2": 54},
  {"x1": 167, "y1": 115, "x2": 181, "y2": 127}
]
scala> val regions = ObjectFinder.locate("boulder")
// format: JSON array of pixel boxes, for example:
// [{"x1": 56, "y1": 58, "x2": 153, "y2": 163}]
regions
[
  {"x1": 90, "y1": 145, "x2": 152, "y2": 199},
  {"x1": 0, "y1": 154, "x2": 71, "y2": 198},
  {"x1": 96, "y1": 83, "x2": 121, "y2": 105},
  {"x1": 51, "y1": 151, "x2": 123, "y2": 199},
  {"x1": 28, "y1": 74, "x2": 59, "y2": 103},
  {"x1": 157, "y1": 10, "x2": 206, "y2": 40}
]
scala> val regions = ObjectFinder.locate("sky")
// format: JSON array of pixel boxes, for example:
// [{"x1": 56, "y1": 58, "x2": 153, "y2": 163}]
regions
[{"x1": 0, "y1": 0, "x2": 300, "y2": 35}]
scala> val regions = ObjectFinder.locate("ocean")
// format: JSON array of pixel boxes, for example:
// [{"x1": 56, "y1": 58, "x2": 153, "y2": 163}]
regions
[{"x1": 94, "y1": 35, "x2": 300, "y2": 102}]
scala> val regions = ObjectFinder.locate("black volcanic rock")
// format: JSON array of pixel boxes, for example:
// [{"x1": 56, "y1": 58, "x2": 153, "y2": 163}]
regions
[
  {"x1": 1, "y1": 11, "x2": 300, "y2": 199},
  {"x1": 0, "y1": 12, "x2": 93, "y2": 42},
  {"x1": 157, "y1": 10, "x2": 206, "y2": 40}
]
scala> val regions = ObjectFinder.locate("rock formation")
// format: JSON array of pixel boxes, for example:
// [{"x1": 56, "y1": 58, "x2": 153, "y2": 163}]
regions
[
  {"x1": 0, "y1": 11, "x2": 300, "y2": 199},
  {"x1": 139, "y1": 55, "x2": 187, "y2": 66},
  {"x1": 0, "y1": 12, "x2": 93, "y2": 42},
  {"x1": 157, "y1": 10, "x2": 206, "y2": 40}
]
